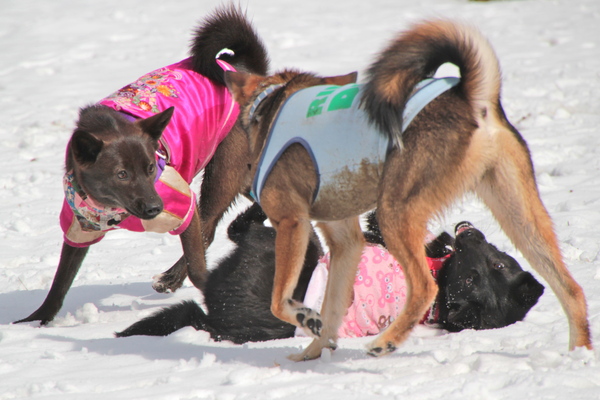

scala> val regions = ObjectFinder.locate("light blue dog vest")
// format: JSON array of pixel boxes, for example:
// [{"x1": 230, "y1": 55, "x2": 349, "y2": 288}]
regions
[{"x1": 252, "y1": 77, "x2": 460, "y2": 207}]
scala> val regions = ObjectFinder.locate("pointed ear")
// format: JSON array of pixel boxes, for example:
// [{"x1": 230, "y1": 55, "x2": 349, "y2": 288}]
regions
[
  {"x1": 70, "y1": 130, "x2": 104, "y2": 165},
  {"x1": 512, "y1": 272, "x2": 545, "y2": 308},
  {"x1": 137, "y1": 106, "x2": 174, "y2": 141},
  {"x1": 323, "y1": 71, "x2": 358, "y2": 86},
  {"x1": 225, "y1": 71, "x2": 267, "y2": 105}
]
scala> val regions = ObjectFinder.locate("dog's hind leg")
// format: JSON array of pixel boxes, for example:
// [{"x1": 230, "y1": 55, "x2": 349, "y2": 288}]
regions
[
  {"x1": 200, "y1": 124, "x2": 252, "y2": 245},
  {"x1": 153, "y1": 124, "x2": 250, "y2": 293},
  {"x1": 475, "y1": 131, "x2": 592, "y2": 350},
  {"x1": 366, "y1": 149, "x2": 453, "y2": 356},
  {"x1": 367, "y1": 209, "x2": 438, "y2": 357},
  {"x1": 289, "y1": 217, "x2": 364, "y2": 361}
]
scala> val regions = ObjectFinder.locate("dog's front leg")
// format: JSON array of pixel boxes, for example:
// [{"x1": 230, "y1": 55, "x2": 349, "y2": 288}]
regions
[
  {"x1": 289, "y1": 218, "x2": 365, "y2": 362},
  {"x1": 151, "y1": 256, "x2": 187, "y2": 293},
  {"x1": 152, "y1": 206, "x2": 207, "y2": 292},
  {"x1": 179, "y1": 206, "x2": 208, "y2": 290},
  {"x1": 14, "y1": 242, "x2": 89, "y2": 325},
  {"x1": 270, "y1": 216, "x2": 322, "y2": 340}
]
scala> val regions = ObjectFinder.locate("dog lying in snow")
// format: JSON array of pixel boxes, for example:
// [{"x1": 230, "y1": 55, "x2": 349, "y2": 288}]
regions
[{"x1": 117, "y1": 204, "x2": 544, "y2": 342}]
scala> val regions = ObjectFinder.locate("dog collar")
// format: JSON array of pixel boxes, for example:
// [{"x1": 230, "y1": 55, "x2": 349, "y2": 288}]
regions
[
  {"x1": 63, "y1": 171, "x2": 129, "y2": 231},
  {"x1": 422, "y1": 256, "x2": 449, "y2": 325},
  {"x1": 248, "y1": 83, "x2": 285, "y2": 121}
]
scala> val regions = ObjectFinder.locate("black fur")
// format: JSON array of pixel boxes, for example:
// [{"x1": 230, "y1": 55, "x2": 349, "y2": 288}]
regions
[
  {"x1": 363, "y1": 211, "x2": 454, "y2": 258},
  {"x1": 436, "y1": 224, "x2": 545, "y2": 332},
  {"x1": 191, "y1": 5, "x2": 270, "y2": 85},
  {"x1": 118, "y1": 207, "x2": 543, "y2": 342},
  {"x1": 117, "y1": 203, "x2": 323, "y2": 343}
]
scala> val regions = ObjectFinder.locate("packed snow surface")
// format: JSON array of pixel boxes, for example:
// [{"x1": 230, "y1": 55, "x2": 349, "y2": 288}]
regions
[{"x1": 1, "y1": 0, "x2": 599, "y2": 399}]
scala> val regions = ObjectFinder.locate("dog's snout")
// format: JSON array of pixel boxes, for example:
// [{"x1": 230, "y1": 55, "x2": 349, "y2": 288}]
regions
[
  {"x1": 144, "y1": 202, "x2": 163, "y2": 218},
  {"x1": 455, "y1": 221, "x2": 474, "y2": 235},
  {"x1": 454, "y1": 221, "x2": 486, "y2": 247}
]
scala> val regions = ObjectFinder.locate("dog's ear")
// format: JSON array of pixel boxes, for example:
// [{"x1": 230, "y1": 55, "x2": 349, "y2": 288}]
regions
[
  {"x1": 137, "y1": 106, "x2": 174, "y2": 141},
  {"x1": 323, "y1": 71, "x2": 358, "y2": 86},
  {"x1": 70, "y1": 130, "x2": 104, "y2": 165},
  {"x1": 225, "y1": 71, "x2": 268, "y2": 105},
  {"x1": 511, "y1": 272, "x2": 545, "y2": 308}
]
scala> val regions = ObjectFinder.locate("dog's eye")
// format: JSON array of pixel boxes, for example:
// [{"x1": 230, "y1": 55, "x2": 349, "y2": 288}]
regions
[
  {"x1": 465, "y1": 276, "x2": 474, "y2": 285},
  {"x1": 494, "y1": 263, "x2": 505, "y2": 269},
  {"x1": 117, "y1": 170, "x2": 128, "y2": 180},
  {"x1": 148, "y1": 163, "x2": 155, "y2": 174}
]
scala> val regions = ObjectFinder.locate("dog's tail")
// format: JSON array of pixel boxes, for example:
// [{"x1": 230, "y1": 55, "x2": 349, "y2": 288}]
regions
[
  {"x1": 115, "y1": 300, "x2": 214, "y2": 338},
  {"x1": 190, "y1": 4, "x2": 269, "y2": 85},
  {"x1": 361, "y1": 19, "x2": 501, "y2": 143}
]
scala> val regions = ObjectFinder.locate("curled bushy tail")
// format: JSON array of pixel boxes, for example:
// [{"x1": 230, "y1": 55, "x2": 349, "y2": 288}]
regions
[
  {"x1": 115, "y1": 301, "x2": 212, "y2": 338},
  {"x1": 361, "y1": 19, "x2": 501, "y2": 142},
  {"x1": 190, "y1": 4, "x2": 269, "y2": 85}
]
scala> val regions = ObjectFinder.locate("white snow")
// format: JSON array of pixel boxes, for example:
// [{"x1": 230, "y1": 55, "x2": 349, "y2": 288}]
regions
[{"x1": 1, "y1": 0, "x2": 600, "y2": 399}]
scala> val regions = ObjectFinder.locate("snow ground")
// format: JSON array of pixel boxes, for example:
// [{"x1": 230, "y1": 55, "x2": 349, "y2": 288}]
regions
[{"x1": 1, "y1": 0, "x2": 599, "y2": 399}]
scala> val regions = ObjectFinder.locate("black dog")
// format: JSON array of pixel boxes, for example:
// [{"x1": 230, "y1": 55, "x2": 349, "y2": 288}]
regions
[
  {"x1": 117, "y1": 204, "x2": 544, "y2": 343},
  {"x1": 436, "y1": 223, "x2": 546, "y2": 332},
  {"x1": 118, "y1": 203, "x2": 323, "y2": 343}
]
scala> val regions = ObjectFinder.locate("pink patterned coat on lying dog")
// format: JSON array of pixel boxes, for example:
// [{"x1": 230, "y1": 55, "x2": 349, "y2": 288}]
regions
[{"x1": 299, "y1": 244, "x2": 449, "y2": 338}]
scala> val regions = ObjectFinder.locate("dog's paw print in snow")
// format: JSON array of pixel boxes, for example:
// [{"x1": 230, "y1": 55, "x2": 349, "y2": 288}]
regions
[{"x1": 295, "y1": 307, "x2": 322, "y2": 337}]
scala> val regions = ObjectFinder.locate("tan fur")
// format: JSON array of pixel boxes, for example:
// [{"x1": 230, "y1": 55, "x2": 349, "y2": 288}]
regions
[{"x1": 220, "y1": 20, "x2": 592, "y2": 360}]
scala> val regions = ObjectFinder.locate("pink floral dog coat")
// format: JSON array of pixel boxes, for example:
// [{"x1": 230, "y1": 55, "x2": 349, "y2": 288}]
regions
[
  {"x1": 299, "y1": 243, "x2": 449, "y2": 338},
  {"x1": 61, "y1": 58, "x2": 238, "y2": 247}
]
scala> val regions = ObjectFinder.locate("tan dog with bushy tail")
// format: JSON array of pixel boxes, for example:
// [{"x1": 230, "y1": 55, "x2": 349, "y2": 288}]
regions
[{"x1": 224, "y1": 19, "x2": 592, "y2": 360}]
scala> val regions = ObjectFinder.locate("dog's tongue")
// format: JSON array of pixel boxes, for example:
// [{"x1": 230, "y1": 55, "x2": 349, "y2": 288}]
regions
[{"x1": 455, "y1": 221, "x2": 474, "y2": 235}]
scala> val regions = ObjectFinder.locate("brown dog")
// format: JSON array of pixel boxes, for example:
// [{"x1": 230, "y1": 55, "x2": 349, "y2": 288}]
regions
[
  {"x1": 15, "y1": 6, "x2": 269, "y2": 325},
  {"x1": 221, "y1": 20, "x2": 592, "y2": 360}
]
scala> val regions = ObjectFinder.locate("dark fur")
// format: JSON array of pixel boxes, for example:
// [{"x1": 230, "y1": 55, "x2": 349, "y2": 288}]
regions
[
  {"x1": 437, "y1": 223, "x2": 545, "y2": 332},
  {"x1": 117, "y1": 207, "x2": 544, "y2": 341},
  {"x1": 219, "y1": 19, "x2": 591, "y2": 359},
  {"x1": 191, "y1": 6, "x2": 269, "y2": 86},
  {"x1": 15, "y1": 5, "x2": 269, "y2": 325},
  {"x1": 117, "y1": 203, "x2": 323, "y2": 343}
]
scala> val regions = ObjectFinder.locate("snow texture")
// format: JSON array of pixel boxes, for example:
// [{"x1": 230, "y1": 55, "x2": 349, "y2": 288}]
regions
[{"x1": 1, "y1": 0, "x2": 599, "y2": 399}]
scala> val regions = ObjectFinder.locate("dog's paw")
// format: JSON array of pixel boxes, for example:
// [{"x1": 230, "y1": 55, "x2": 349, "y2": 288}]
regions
[
  {"x1": 366, "y1": 341, "x2": 397, "y2": 357},
  {"x1": 151, "y1": 273, "x2": 183, "y2": 293},
  {"x1": 288, "y1": 338, "x2": 337, "y2": 362},
  {"x1": 295, "y1": 307, "x2": 322, "y2": 337}
]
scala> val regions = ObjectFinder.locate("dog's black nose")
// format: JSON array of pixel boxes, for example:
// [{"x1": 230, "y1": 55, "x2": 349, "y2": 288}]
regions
[{"x1": 144, "y1": 204, "x2": 163, "y2": 218}]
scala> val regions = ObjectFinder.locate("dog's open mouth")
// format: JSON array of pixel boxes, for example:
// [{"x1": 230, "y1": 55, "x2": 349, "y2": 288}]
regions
[{"x1": 455, "y1": 221, "x2": 474, "y2": 235}]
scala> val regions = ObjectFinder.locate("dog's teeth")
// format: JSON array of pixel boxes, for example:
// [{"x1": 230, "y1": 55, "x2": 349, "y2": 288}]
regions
[{"x1": 455, "y1": 222, "x2": 474, "y2": 235}]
